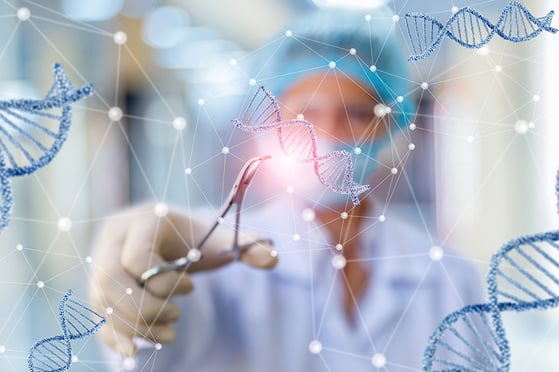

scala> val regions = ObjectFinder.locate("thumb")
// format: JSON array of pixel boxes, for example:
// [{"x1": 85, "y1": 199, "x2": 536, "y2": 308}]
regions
[{"x1": 239, "y1": 239, "x2": 278, "y2": 269}]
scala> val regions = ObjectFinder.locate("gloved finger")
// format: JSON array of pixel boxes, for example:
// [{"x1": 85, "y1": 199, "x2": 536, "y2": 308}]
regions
[
  {"x1": 107, "y1": 313, "x2": 177, "y2": 345},
  {"x1": 187, "y1": 229, "x2": 273, "y2": 272},
  {"x1": 144, "y1": 271, "x2": 194, "y2": 298},
  {"x1": 119, "y1": 215, "x2": 193, "y2": 298},
  {"x1": 97, "y1": 321, "x2": 176, "y2": 358},
  {"x1": 239, "y1": 239, "x2": 278, "y2": 269},
  {"x1": 90, "y1": 270, "x2": 181, "y2": 325},
  {"x1": 97, "y1": 326, "x2": 137, "y2": 357}
]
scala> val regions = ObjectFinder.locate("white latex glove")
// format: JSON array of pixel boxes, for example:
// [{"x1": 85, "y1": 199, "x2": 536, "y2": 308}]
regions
[{"x1": 89, "y1": 205, "x2": 277, "y2": 357}]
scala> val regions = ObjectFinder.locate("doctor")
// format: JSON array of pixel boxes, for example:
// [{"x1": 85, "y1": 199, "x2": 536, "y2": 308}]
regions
[{"x1": 90, "y1": 4, "x2": 483, "y2": 371}]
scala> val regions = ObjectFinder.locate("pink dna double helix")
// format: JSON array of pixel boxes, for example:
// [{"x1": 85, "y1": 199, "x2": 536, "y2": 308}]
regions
[{"x1": 232, "y1": 86, "x2": 370, "y2": 205}]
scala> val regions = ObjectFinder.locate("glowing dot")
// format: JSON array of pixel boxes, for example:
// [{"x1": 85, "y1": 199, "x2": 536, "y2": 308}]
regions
[
  {"x1": 532, "y1": 94, "x2": 540, "y2": 102},
  {"x1": 0, "y1": 345, "x2": 5, "y2": 353},
  {"x1": 17, "y1": 7, "x2": 30, "y2": 21},
  {"x1": 229, "y1": 58, "x2": 237, "y2": 66},
  {"x1": 122, "y1": 357, "x2": 136, "y2": 370},
  {"x1": 105, "y1": 307, "x2": 113, "y2": 315},
  {"x1": 396, "y1": 96, "x2": 404, "y2": 103},
  {"x1": 297, "y1": 113, "x2": 305, "y2": 120},
  {"x1": 340, "y1": 211, "x2": 349, "y2": 220},
  {"x1": 293, "y1": 233, "x2": 301, "y2": 241},
  {"x1": 154, "y1": 343, "x2": 162, "y2": 351},
  {"x1": 286, "y1": 186, "x2": 294, "y2": 194},
  {"x1": 354, "y1": 147, "x2": 362, "y2": 155},
  {"x1": 108, "y1": 107, "x2": 123, "y2": 121},
  {"x1": 113, "y1": 31, "x2": 127, "y2": 45},
  {"x1": 36, "y1": 281, "x2": 45, "y2": 289},
  {"x1": 173, "y1": 117, "x2": 186, "y2": 131},
  {"x1": 477, "y1": 45, "x2": 490, "y2": 56},
  {"x1": 365, "y1": 14, "x2": 372, "y2": 22},
  {"x1": 302, "y1": 208, "x2": 315, "y2": 222},
  {"x1": 248, "y1": 78, "x2": 257, "y2": 86},
  {"x1": 451, "y1": 6, "x2": 459, "y2": 14},
  {"x1": 197, "y1": 98, "x2": 205, "y2": 106},
  {"x1": 409, "y1": 123, "x2": 416, "y2": 131},
  {"x1": 392, "y1": 14, "x2": 400, "y2": 22},
  {"x1": 184, "y1": 167, "x2": 192, "y2": 175},
  {"x1": 71, "y1": 355, "x2": 79, "y2": 363},
  {"x1": 514, "y1": 120, "x2": 529, "y2": 134},
  {"x1": 328, "y1": 61, "x2": 336, "y2": 69},
  {"x1": 378, "y1": 214, "x2": 386, "y2": 222},
  {"x1": 374, "y1": 103, "x2": 388, "y2": 117},
  {"x1": 408, "y1": 143, "x2": 416, "y2": 151},
  {"x1": 335, "y1": 243, "x2": 343, "y2": 251},
  {"x1": 187, "y1": 248, "x2": 201, "y2": 262},
  {"x1": 16, "y1": 244, "x2": 23, "y2": 251},
  {"x1": 217, "y1": 217, "x2": 224, "y2": 224},
  {"x1": 332, "y1": 255, "x2": 347, "y2": 269},
  {"x1": 57, "y1": 217, "x2": 72, "y2": 232},
  {"x1": 384, "y1": 106, "x2": 392, "y2": 114},
  {"x1": 349, "y1": 48, "x2": 357, "y2": 55},
  {"x1": 369, "y1": 65, "x2": 377, "y2": 72},
  {"x1": 125, "y1": 288, "x2": 133, "y2": 295},
  {"x1": 85, "y1": 256, "x2": 93, "y2": 264},
  {"x1": 371, "y1": 353, "x2": 386, "y2": 368},
  {"x1": 308, "y1": 340, "x2": 322, "y2": 354},
  {"x1": 466, "y1": 135, "x2": 475, "y2": 143},
  {"x1": 285, "y1": 29, "x2": 293, "y2": 37},
  {"x1": 429, "y1": 246, "x2": 444, "y2": 261},
  {"x1": 528, "y1": 121, "x2": 535, "y2": 129},
  {"x1": 421, "y1": 82, "x2": 429, "y2": 90},
  {"x1": 154, "y1": 203, "x2": 168, "y2": 217},
  {"x1": 494, "y1": 65, "x2": 502, "y2": 73},
  {"x1": 391, "y1": 167, "x2": 398, "y2": 175},
  {"x1": 221, "y1": 146, "x2": 230, "y2": 155},
  {"x1": 270, "y1": 250, "x2": 278, "y2": 257}
]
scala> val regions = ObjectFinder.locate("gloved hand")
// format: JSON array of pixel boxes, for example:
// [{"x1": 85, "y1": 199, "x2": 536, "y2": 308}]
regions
[{"x1": 88, "y1": 204, "x2": 277, "y2": 357}]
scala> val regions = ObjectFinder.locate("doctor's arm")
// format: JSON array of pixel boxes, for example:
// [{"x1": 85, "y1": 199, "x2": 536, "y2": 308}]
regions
[{"x1": 88, "y1": 205, "x2": 277, "y2": 357}]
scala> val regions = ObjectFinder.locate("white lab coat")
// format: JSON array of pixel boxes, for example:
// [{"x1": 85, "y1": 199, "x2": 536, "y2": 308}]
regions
[{"x1": 117, "y1": 200, "x2": 483, "y2": 372}]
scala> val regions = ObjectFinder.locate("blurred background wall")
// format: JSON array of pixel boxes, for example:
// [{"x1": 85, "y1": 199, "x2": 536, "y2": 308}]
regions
[{"x1": 0, "y1": 0, "x2": 557, "y2": 370}]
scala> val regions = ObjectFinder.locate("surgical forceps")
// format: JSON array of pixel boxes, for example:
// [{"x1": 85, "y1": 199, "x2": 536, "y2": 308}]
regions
[{"x1": 138, "y1": 155, "x2": 271, "y2": 288}]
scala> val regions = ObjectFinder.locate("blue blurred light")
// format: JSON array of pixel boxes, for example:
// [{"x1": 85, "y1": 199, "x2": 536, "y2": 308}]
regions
[
  {"x1": 312, "y1": 0, "x2": 388, "y2": 9},
  {"x1": 142, "y1": 6, "x2": 190, "y2": 48},
  {"x1": 61, "y1": 0, "x2": 124, "y2": 21}
]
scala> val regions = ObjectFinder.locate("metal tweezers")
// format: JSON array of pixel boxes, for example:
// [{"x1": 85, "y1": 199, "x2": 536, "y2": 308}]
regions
[{"x1": 138, "y1": 155, "x2": 271, "y2": 287}]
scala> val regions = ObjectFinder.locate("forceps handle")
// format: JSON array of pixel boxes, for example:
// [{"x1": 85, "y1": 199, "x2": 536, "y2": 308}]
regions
[
  {"x1": 138, "y1": 256, "x2": 189, "y2": 287},
  {"x1": 137, "y1": 238, "x2": 274, "y2": 287}
]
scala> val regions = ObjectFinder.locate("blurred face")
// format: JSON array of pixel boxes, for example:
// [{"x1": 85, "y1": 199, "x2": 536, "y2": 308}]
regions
[
  {"x1": 251, "y1": 73, "x2": 389, "y2": 205},
  {"x1": 279, "y1": 73, "x2": 387, "y2": 145}
]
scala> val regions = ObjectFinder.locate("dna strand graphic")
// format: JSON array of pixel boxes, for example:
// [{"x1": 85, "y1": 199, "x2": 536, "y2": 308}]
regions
[
  {"x1": 0, "y1": 63, "x2": 92, "y2": 230},
  {"x1": 28, "y1": 290, "x2": 106, "y2": 372},
  {"x1": 405, "y1": 1, "x2": 558, "y2": 61},
  {"x1": 232, "y1": 86, "x2": 370, "y2": 205},
  {"x1": 423, "y1": 168, "x2": 559, "y2": 371}
]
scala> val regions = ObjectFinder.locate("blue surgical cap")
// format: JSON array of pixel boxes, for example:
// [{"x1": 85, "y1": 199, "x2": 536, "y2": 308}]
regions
[{"x1": 252, "y1": 5, "x2": 415, "y2": 130}]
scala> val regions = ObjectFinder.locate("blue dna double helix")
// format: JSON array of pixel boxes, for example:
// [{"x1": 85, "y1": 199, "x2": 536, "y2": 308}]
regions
[
  {"x1": 0, "y1": 63, "x2": 92, "y2": 231},
  {"x1": 232, "y1": 86, "x2": 370, "y2": 205},
  {"x1": 405, "y1": 1, "x2": 558, "y2": 61},
  {"x1": 28, "y1": 290, "x2": 106, "y2": 372},
  {"x1": 423, "y1": 168, "x2": 559, "y2": 371}
]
